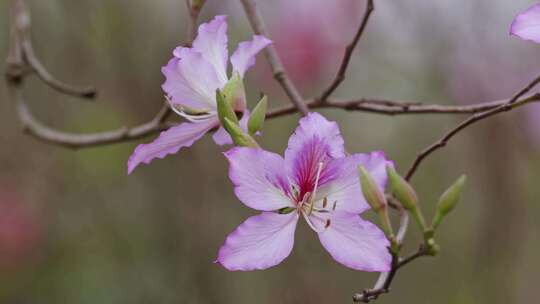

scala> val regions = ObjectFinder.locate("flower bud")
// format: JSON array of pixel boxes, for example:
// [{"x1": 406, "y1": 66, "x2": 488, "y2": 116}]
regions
[
  {"x1": 386, "y1": 165, "x2": 427, "y2": 230},
  {"x1": 386, "y1": 165, "x2": 418, "y2": 211},
  {"x1": 248, "y1": 95, "x2": 268, "y2": 136},
  {"x1": 432, "y1": 175, "x2": 466, "y2": 230},
  {"x1": 222, "y1": 73, "x2": 246, "y2": 111},
  {"x1": 358, "y1": 166, "x2": 394, "y2": 238},
  {"x1": 358, "y1": 166, "x2": 387, "y2": 212},
  {"x1": 216, "y1": 89, "x2": 239, "y2": 126},
  {"x1": 222, "y1": 117, "x2": 259, "y2": 148}
]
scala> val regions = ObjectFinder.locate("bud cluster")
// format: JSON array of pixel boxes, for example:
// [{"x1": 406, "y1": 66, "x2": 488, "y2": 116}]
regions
[{"x1": 359, "y1": 164, "x2": 466, "y2": 257}]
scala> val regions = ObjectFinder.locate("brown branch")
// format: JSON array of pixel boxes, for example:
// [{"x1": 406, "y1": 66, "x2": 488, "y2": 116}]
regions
[
  {"x1": 353, "y1": 245, "x2": 430, "y2": 303},
  {"x1": 318, "y1": 0, "x2": 375, "y2": 103},
  {"x1": 5, "y1": 0, "x2": 204, "y2": 148},
  {"x1": 404, "y1": 75, "x2": 540, "y2": 181},
  {"x1": 239, "y1": 0, "x2": 309, "y2": 115},
  {"x1": 265, "y1": 95, "x2": 540, "y2": 119}
]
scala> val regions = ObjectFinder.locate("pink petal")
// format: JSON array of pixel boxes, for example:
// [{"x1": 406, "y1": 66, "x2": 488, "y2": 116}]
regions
[
  {"x1": 284, "y1": 112, "x2": 345, "y2": 196},
  {"x1": 192, "y1": 15, "x2": 229, "y2": 84},
  {"x1": 511, "y1": 3, "x2": 540, "y2": 43},
  {"x1": 212, "y1": 110, "x2": 251, "y2": 146},
  {"x1": 217, "y1": 212, "x2": 299, "y2": 271},
  {"x1": 162, "y1": 47, "x2": 223, "y2": 110},
  {"x1": 316, "y1": 151, "x2": 393, "y2": 214},
  {"x1": 212, "y1": 126, "x2": 231, "y2": 146},
  {"x1": 224, "y1": 147, "x2": 294, "y2": 211},
  {"x1": 317, "y1": 211, "x2": 391, "y2": 272},
  {"x1": 127, "y1": 118, "x2": 218, "y2": 174},
  {"x1": 230, "y1": 35, "x2": 272, "y2": 78}
]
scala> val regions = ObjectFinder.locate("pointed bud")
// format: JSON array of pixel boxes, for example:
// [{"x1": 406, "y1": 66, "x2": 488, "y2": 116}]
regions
[
  {"x1": 222, "y1": 73, "x2": 246, "y2": 111},
  {"x1": 387, "y1": 165, "x2": 427, "y2": 230},
  {"x1": 222, "y1": 117, "x2": 258, "y2": 148},
  {"x1": 359, "y1": 166, "x2": 394, "y2": 238},
  {"x1": 386, "y1": 165, "x2": 418, "y2": 211},
  {"x1": 216, "y1": 89, "x2": 239, "y2": 126},
  {"x1": 432, "y1": 175, "x2": 466, "y2": 230},
  {"x1": 248, "y1": 95, "x2": 268, "y2": 135},
  {"x1": 359, "y1": 166, "x2": 387, "y2": 212}
]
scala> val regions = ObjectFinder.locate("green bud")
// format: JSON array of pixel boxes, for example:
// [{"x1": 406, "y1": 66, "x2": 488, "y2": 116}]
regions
[
  {"x1": 358, "y1": 166, "x2": 394, "y2": 238},
  {"x1": 386, "y1": 165, "x2": 418, "y2": 211},
  {"x1": 216, "y1": 89, "x2": 239, "y2": 126},
  {"x1": 222, "y1": 117, "x2": 258, "y2": 148},
  {"x1": 248, "y1": 95, "x2": 268, "y2": 136},
  {"x1": 358, "y1": 166, "x2": 387, "y2": 212},
  {"x1": 387, "y1": 165, "x2": 427, "y2": 231},
  {"x1": 432, "y1": 175, "x2": 466, "y2": 230},
  {"x1": 221, "y1": 73, "x2": 246, "y2": 111}
]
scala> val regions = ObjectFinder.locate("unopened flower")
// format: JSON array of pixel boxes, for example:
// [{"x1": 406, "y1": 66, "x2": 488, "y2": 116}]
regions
[
  {"x1": 511, "y1": 3, "x2": 540, "y2": 43},
  {"x1": 128, "y1": 15, "x2": 271, "y2": 174},
  {"x1": 217, "y1": 113, "x2": 392, "y2": 271}
]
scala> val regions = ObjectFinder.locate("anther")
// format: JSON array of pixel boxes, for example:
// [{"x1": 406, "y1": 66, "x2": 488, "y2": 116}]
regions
[
  {"x1": 322, "y1": 197, "x2": 328, "y2": 208},
  {"x1": 332, "y1": 200, "x2": 338, "y2": 211},
  {"x1": 325, "y1": 219, "x2": 331, "y2": 228}
]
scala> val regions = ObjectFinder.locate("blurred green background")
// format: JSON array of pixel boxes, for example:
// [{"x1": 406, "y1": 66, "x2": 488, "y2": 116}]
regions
[{"x1": 0, "y1": 0, "x2": 539, "y2": 303}]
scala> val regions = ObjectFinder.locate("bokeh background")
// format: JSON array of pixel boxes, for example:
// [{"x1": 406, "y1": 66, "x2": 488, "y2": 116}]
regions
[{"x1": 0, "y1": 0, "x2": 539, "y2": 303}]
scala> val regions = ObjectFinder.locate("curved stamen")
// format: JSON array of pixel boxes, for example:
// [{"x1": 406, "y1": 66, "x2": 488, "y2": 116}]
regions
[
  {"x1": 166, "y1": 96, "x2": 216, "y2": 122},
  {"x1": 302, "y1": 211, "x2": 325, "y2": 233},
  {"x1": 311, "y1": 162, "x2": 324, "y2": 203}
]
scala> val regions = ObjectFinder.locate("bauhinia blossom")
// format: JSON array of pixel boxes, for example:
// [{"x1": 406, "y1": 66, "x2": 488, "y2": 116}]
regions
[
  {"x1": 127, "y1": 15, "x2": 272, "y2": 174},
  {"x1": 511, "y1": 2, "x2": 540, "y2": 43},
  {"x1": 217, "y1": 113, "x2": 392, "y2": 271}
]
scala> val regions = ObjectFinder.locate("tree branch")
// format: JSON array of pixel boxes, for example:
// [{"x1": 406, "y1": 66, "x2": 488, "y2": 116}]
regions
[
  {"x1": 239, "y1": 0, "x2": 309, "y2": 115},
  {"x1": 265, "y1": 95, "x2": 540, "y2": 118},
  {"x1": 5, "y1": 0, "x2": 203, "y2": 148},
  {"x1": 404, "y1": 75, "x2": 540, "y2": 181},
  {"x1": 318, "y1": 0, "x2": 375, "y2": 103}
]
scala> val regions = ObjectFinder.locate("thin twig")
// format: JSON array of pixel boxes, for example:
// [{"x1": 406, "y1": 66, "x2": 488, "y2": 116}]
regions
[
  {"x1": 9, "y1": 0, "x2": 96, "y2": 99},
  {"x1": 22, "y1": 39, "x2": 96, "y2": 98},
  {"x1": 352, "y1": 245, "x2": 429, "y2": 303},
  {"x1": 318, "y1": 0, "x2": 375, "y2": 103},
  {"x1": 404, "y1": 76, "x2": 540, "y2": 181},
  {"x1": 265, "y1": 95, "x2": 540, "y2": 118},
  {"x1": 239, "y1": 0, "x2": 309, "y2": 115},
  {"x1": 5, "y1": 0, "x2": 203, "y2": 148}
]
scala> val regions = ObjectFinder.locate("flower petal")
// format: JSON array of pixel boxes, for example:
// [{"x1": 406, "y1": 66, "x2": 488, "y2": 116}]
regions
[
  {"x1": 511, "y1": 3, "x2": 540, "y2": 43},
  {"x1": 162, "y1": 47, "x2": 223, "y2": 110},
  {"x1": 225, "y1": 147, "x2": 294, "y2": 211},
  {"x1": 284, "y1": 112, "x2": 345, "y2": 196},
  {"x1": 192, "y1": 15, "x2": 229, "y2": 84},
  {"x1": 217, "y1": 212, "x2": 299, "y2": 271},
  {"x1": 230, "y1": 35, "x2": 272, "y2": 78},
  {"x1": 212, "y1": 110, "x2": 251, "y2": 146},
  {"x1": 315, "y1": 151, "x2": 393, "y2": 214},
  {"x1": 127, "y1": 118, "x2": 218, "y2": 174},
  {"x1": 317, "y1": 211, "x2": 391, "y2": 272}
]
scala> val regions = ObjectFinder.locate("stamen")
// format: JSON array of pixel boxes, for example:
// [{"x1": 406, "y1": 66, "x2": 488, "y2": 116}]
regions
[
  {"x1": 311, "y1": 162, "x2": 324, "y2": 204},
  {"x1": 325, "y1": 219, "x2": 331, "y2": 228},
  {"x1": 302, "y1": 212, "x2": 325, "y2": 233},
  {"x1": 322, "y1": 197, "x2": 328, "y2": 208},
  {"x1": 165, "y1": 96, "x2": 215, "y2": 122},
  {"x1": 332, "y1": 200, "x2": 338, "y2": 211}
]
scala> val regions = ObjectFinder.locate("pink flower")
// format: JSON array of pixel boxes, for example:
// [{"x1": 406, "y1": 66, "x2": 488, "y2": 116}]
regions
[
  {"x1": 216, "y1": 113, "x2": 392, "y2": 271},
  {"x1": 128, "y1": 15, "x2": 272, "y2": 174},
  {"x1": 511, "y1": 2, "x2": 540, "y2": 43}
]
